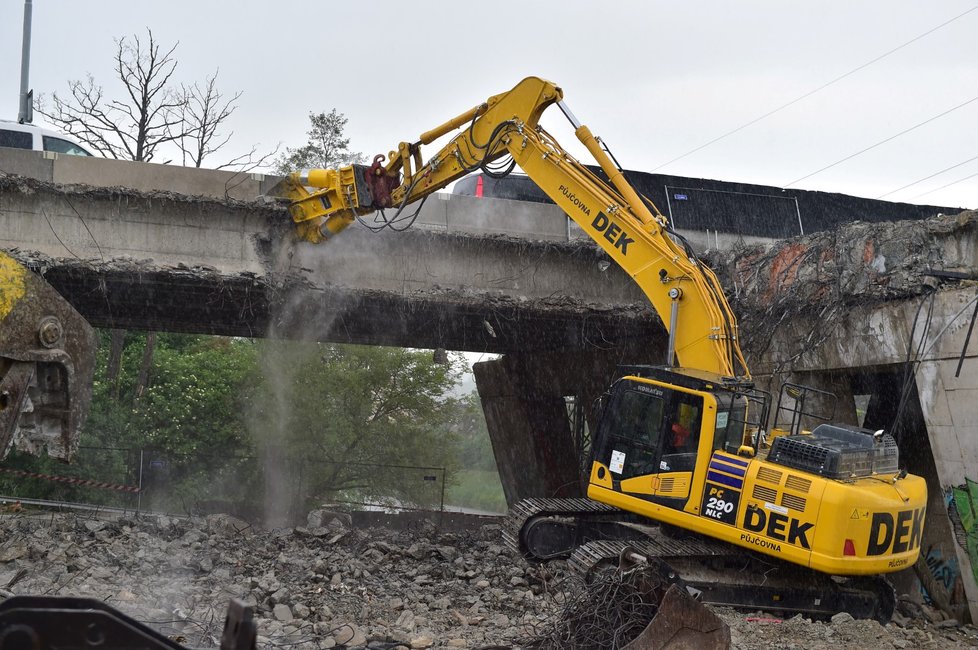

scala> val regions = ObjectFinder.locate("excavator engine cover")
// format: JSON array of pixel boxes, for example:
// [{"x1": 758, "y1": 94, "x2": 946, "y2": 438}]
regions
[{"x1": 768, "y1": 423, "x2": 899, "y2": 479}]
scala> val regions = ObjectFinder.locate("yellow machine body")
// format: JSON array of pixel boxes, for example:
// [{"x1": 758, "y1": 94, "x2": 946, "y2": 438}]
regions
[
  {"x1": 0, "y1": 251, "x2": 96, "y2": 461},
  {"x1": 586, "y1": 373, "x2": 927, "y2": 575}
]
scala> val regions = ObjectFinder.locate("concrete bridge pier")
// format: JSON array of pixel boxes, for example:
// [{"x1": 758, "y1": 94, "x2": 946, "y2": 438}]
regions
[
  {"x1": 751, "y1": 285, "x2": 978, "y2": 622},
  {"x1": 473, "y1": 354, "x2": 580, "y2": 505},
  {"x1": 474, "y1": 343, "x2": 663, "y2": 506}
]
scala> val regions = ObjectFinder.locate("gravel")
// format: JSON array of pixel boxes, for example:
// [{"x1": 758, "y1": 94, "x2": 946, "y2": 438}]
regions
[{"x1": 0, "y1": 511, "x2": 975, "y2": 649}]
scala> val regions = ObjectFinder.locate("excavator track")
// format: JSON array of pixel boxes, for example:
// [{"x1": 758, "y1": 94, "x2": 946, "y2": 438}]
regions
[
  {"x1": 567, "y1": 536, "x2": 731, "y2": 576},
  {"x1": 504, "y1": 497, "x2": 636, "y2": 561},
  {"x1": 506, "y1": 498, "x2": 896, "y2": 623}
]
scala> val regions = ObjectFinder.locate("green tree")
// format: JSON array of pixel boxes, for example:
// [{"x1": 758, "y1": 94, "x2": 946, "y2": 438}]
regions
[
  {"x1": 247, "y1": 342, "x2": 462, "y2": 510},
  {"x1": 442, "y1": 391, "x2": 507, "y2": 513},
  {"x1": 128, "y1": 335, "x2": 259, "y2": 512},
  {"x1": 273, "y1": 109, "x2": 364, "y2": 174},
  {"x1": 85, "y1": 334, "x2": 259, "y2": 511},
  {"x1": 0, "y1": 333, "x2": 474, "y2": 518},
  {"x1": 453, "y1": 392, "x2": 497, "y2": 472},
  {"x1": 0, "y1": 333, "x2": 258, "y2": 507},
  {"x1": 131, "y1": 336, "x2": 256, "y2": 456}
]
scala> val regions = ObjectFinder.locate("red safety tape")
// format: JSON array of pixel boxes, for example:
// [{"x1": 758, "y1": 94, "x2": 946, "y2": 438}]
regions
[{"x1": 0, "y1": 466, "x2": 141, "y2": 493}]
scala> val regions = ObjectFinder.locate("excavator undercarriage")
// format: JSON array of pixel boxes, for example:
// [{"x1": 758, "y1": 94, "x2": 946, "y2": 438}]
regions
[{"x1": 506, "y1": 497, "x2": 896, "y2": 623}]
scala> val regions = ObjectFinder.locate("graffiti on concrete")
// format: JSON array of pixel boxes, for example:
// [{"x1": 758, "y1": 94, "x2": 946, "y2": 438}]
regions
[
  {"x1": 923, "y1": 544, "x2": 962, "y2": 603},
  {"x1": 952, "y1": 479, "x2": 978, "y2": 585}
]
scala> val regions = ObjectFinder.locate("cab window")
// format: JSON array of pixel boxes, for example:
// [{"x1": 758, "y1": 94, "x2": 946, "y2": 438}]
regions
[
  {"x1": 0, "y1": 129, "x2": 32, "y2": 150},
  {"x1": 665, "y1": 395, "x2": 702, "y2": 454},
  {"x1": 713, "y1": 394, "x2": 748, "y2": 453},
  {"x1": 43, "y1": 136, "x2": 91, "y2": 156},
  {"x1": 602, "y1": 389, "x2": 665, "y2": 479}
]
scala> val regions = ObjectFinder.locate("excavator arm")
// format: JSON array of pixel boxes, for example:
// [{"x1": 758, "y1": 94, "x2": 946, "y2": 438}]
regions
[{"x1": 270, "y1": 76, "x2": 748, "y2": 378}]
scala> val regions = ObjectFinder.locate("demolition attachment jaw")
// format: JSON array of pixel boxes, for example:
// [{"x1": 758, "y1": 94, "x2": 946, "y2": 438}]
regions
[{"x1": 0, "y1": 252, "x2": 95, "y2": 461}]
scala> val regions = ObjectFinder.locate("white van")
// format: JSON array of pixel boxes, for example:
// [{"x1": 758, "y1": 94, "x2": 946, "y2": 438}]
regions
[{"x1": 0, "y1": 120, "x2": 93, "y2": 156}]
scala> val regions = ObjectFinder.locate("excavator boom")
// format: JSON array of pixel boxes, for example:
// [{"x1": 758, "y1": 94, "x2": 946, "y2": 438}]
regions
[{"x1": 268, "y1": 76, "x2": 747, "y2": 377}]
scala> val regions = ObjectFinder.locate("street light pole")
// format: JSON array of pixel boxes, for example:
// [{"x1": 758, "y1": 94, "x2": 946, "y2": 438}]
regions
[{"x1": 18, "y1": 0, "x2": 34, "y2": 124}]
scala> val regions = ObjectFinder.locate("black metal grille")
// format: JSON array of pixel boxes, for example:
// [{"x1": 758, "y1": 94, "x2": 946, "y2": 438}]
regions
[{"x1": 768, "y1": 424, "x2": 899, "y2": 480}]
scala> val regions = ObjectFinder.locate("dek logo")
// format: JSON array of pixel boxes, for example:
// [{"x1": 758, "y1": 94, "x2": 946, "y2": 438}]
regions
[
  {"x1": 742, "y1": 505, "x2": 814, "y2": 549},
  {"x1": 590, "y1": 213, "x2": 635, "y2": 255},
  {"x1": 867, "y1": 507, "x2": 925, "y2": 556},
  {"x1": 557, "y1": 184, "x2": 635, "y2": 255}
]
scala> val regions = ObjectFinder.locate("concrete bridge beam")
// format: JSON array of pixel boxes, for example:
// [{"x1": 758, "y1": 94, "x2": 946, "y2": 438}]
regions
[{"x1": 0, "y1": 174, "x2": 656, "y2": 354}]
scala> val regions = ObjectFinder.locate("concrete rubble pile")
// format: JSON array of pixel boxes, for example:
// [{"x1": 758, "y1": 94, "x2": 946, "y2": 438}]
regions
[{"x1": 1, "y1": 512, "x2": 977, "y2": 649}]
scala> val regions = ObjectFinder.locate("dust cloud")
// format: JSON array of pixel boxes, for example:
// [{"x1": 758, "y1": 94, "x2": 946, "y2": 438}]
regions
[{"x1": 251, "y1": 243, "x2": 344, "y2": 528}]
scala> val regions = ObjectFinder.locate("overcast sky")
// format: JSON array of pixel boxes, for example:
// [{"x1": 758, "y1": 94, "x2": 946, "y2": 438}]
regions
[{"x1": 1, "y1": 1, "x2": 975, "y2": 209}]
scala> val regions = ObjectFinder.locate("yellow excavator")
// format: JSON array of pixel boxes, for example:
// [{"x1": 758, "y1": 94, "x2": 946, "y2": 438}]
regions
[{"x1": 268, "y1": 76, "x2": 927, "y2": 622}]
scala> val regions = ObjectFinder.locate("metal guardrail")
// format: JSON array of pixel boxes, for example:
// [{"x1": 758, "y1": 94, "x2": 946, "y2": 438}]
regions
[{"x1": 0, "y1": 448, "x2": 449, "y2": 525}]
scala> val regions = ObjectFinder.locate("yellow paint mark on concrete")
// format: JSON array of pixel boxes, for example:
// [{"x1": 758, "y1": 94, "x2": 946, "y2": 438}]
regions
[{"x1": 0, "y1": 252, "x2": 27, "y2": 321}]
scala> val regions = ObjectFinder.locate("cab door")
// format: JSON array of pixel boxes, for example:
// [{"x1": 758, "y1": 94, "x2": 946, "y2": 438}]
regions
[{"x1": 591, "y1": 379, "x2": 704, "y2": 508}]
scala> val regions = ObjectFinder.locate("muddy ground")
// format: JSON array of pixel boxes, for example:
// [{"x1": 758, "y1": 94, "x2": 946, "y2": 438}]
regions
[{"x1": 0, "y1": 511, "x2": 974, "y2": 649}]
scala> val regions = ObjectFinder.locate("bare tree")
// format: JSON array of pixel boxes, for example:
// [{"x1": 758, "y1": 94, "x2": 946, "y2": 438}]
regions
[
  {"x1": 37, "y1": 29, "x2": 185, "y2": 162},
  {"x1": 174, "y1": 72, "x2": 237, "y2": 167},
  {"x1": 173, "y1": 71, "x2": 277, "y2": 170},
  {"x1": 36, "y1": 29, "x2": 266, "y2": 402}
]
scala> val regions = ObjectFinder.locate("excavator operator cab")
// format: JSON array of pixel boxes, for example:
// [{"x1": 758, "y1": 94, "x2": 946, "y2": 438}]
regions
[
  {"x1": 589, "y1": 367, "x2": 769, "y2": 508},
  {"x1": 713, "y1": 391, "x2": 752, "y2": 454},
  {"x1": 590, "y1": 374, "x2": 707, "y2": 506}
]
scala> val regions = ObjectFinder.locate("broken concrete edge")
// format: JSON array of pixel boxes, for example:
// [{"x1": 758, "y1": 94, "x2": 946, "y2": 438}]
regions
[
  {"x1": 706, "y1": 209, "x2": 978, "y2": 316},
  {"x1": 0, "y1": 169, "x2": 619, "y2": 258},
  {"x1": 4, "y1": 170, "x2": 972, "y2": 297},
  {"x1": 699, "y1": 209, "x2": 977, "y2": 387},
  {"x1": 10, "y1": 168, "x2": 974, "y2": 355},
  {"x1": 3, "y1": 247, "x2": 655, "y2": 337},
  {"x1": 9, "y1": 249, "x2": 652, "y2": 314},
  {"x1": 0, "y1": 170, "x2": 287, "y2": 217}
]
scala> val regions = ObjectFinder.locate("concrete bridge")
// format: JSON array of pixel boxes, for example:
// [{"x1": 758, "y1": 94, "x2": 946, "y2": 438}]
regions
[
  {"x1": 0, "y1": 149, "x2": 661, "y2": 354},
  {"x1": 2, "y1": 149, "x2": 977, "y2": 621}
]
